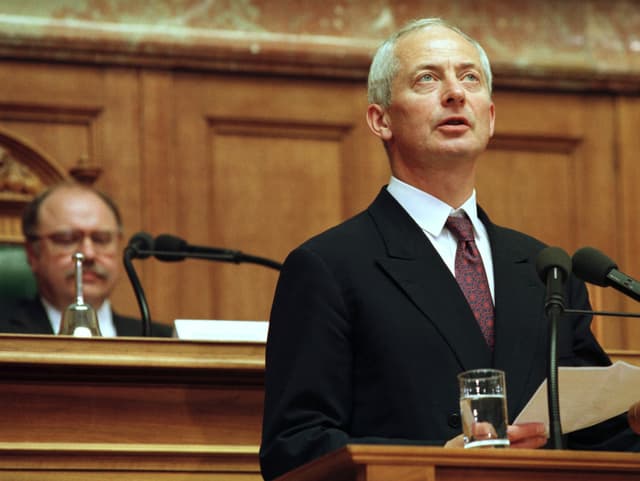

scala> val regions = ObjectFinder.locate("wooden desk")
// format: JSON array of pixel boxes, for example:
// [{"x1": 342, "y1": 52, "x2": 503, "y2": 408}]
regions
[
  {"x1": 0, "y1": 334, "x2": 265, "y2": 479},
  {"x1": 278, "y1": 444, "x2": 640, "y2": 481},
  {"x1": 608, "y1": 349, "x2": 640, "y2": 366},
  {"x1": 1, "y1": 335, "x2": 638, "y2": 480}
]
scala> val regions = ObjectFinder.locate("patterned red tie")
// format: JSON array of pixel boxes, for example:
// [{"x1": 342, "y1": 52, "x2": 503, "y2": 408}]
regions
[{"x1": 446, "y1": 215, "x2": 495, "y2": 350}]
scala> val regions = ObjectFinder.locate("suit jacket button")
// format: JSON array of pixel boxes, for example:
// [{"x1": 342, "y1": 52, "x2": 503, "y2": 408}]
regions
[{"x1": 448, "y1": 413, "x2": 461, "y2": 429}]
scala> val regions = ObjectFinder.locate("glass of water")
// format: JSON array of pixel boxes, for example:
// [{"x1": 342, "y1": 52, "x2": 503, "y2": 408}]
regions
[{"x1": 458, "y1": 368, "x2": 510, "y2": 448}]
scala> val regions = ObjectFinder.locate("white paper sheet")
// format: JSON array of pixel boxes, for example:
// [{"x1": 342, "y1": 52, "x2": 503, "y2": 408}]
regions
[
  {"x1": 173, "y1": 319, "x2": 268, "y2": 342},
  {"x1": 514, "y1": 361, "x2": 640, "y2": 434}
]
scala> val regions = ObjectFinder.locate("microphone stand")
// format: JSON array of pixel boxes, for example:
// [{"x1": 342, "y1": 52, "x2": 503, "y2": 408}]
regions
[
  {"x1": 138, "y1": 249, "x2": 283, "y2": 270},
  {"x1": 565, "y1": 308, "x2": 640, "y2": 318},
  {"x1": 547, "y1": 304, "x2": 564, "y2": 449},
  {"x1": 125, "y1": 244, "x2": 280, "y2": 335},
  {"x1": 544, "y1": 267, "x2": 566, "y2": 450},
  {"x1": 235, "y1": 253, "x2": 282, "y2": 271},
  {"x1": 123, "y1": 246, "x2": 153, "y2": 337}
]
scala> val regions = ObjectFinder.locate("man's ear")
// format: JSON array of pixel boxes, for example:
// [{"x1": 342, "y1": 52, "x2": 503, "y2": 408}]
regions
[
  {"x1": 488, "y1": 101, "x2": 496, "y2": 138},
  {"x1": 23, "y1": 242, "x2": 38, "y2": 271},
  {"x1": 366, "y1": 104, "x2": 392, "y2": 141}
]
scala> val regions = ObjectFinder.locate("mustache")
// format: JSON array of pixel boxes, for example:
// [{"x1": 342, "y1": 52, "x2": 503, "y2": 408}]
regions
[{"x1": 64, "y1": 264, "x2": 110, "y2": 281}]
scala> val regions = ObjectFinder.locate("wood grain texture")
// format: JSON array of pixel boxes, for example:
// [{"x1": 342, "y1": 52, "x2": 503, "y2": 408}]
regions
[
  {"x1": 277, "y1": 444, "x2": 640, "y2": 481},
  {"x1": 1, "y1": 7, "x2": 640, "y2": 353}
]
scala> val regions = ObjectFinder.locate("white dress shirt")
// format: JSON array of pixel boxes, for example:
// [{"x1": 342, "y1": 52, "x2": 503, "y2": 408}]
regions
[
  {"x1": 42, "y1": 297, "x2": 118, "y2": 337},
  {"x1": 386, "y1": 176, "x2": 495, "y2": 302}
]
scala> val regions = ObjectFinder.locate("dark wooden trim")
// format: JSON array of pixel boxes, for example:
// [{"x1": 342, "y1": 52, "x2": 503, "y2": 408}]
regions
[{"x1": 1, "y1": 28, "x2": 640, "y2": 94}]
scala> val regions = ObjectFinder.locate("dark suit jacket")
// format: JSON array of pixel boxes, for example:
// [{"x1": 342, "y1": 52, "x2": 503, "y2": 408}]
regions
[
  {"x1": 0, "y1": 296, "x2": 174, "y2": 337},
  {"x1": 260, "y1": 188, "x2": 639, "y2": 480}
]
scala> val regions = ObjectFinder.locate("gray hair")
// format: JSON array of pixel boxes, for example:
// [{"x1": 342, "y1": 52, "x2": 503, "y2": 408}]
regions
[{"x1": 367, "y1": 18, "x2": 493, "y2": 108}]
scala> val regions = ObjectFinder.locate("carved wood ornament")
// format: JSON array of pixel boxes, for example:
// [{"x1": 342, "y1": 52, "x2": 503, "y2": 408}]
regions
[
  {"x1": 0, "y1": 146, "x2": 42, "y2": 199},
  {"x1": 0, "y1": 136, "x2": 100, "y2": 243}
]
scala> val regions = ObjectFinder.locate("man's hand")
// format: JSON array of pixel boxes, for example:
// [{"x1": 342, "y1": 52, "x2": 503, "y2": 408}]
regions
[
  {"x1": 445, "y1": 422, "x2": 547, "y2": 449},
  {"x1": 507, "y1": 422, "x2": 548, "y2": 448}
]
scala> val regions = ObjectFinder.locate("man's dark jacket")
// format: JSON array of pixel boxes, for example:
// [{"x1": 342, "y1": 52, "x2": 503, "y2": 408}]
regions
[
  {"x1": 260, "y1": 188, "x2": 639, "y2": 480},
  {"x1": 0, "y1": 296, "x2": 173, "y2": 337}
]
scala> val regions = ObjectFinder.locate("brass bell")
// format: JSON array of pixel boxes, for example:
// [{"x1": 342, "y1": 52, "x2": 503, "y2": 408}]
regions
[{"x1": 58, "y1": 252, "x2": 102, "y2": 337}]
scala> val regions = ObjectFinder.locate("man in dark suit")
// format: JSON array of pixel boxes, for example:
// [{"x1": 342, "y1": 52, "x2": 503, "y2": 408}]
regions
[
  {"x1": 259, "y1": 18, "x2": 639, "y2": 480},
  {"x1": 0, "y1": 181, "x2": 172, "y2": 337},
  {"x1": 0, "y1": 295, "x2": 172, "y2": 336}
]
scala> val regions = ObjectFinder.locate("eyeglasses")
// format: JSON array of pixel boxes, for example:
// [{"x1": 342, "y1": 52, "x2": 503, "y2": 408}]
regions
[{"x1": 27, "y1": 229, "x2": 121, "y2": 254}]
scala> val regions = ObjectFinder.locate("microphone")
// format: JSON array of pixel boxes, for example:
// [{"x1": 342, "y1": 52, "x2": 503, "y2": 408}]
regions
[
  {"x1": 125, "y1": 231, "x2": 155, "y2": 259},
  {"x1": 535, "y1": 246, "x2": 572, "y2": 316},
  {"x1": 122, "y1": 232, "x2": 154, "y2": 336},
  {"x1": 151, "y1": 233, "x2": 283, "y2": 270},
  {"x1": 152, "y1": 234, "x2": 186, "y2": 262},
  {"x1": 535, "y1": 246, "x2": 572, "y2": 450},
  {"x1": 572, "y1": 247, "x2": 640, "y2": 303},
  {"x1": 153, "y1": 234, "x2": 241, "y2": 263}
]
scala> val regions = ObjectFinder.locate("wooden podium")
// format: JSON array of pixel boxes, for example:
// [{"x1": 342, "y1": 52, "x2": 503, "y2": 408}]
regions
[
  {"x1": 1, "y1": 334, "x2": 639, "y2": 480},
  {"x1": 277, "y1": 444, "x2": 640, "y2": 481},
  {"x1": 0, "y1": 334, "x2": 266, "y2": 480}
]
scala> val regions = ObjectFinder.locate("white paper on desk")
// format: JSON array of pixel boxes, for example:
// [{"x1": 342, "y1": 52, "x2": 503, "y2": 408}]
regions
[
  {"x1": 513, "y1": 361, "x2": 640, "y2": 434},
  {"x1": 173, "y1": 319, "x2": 268, "y2": 342}
]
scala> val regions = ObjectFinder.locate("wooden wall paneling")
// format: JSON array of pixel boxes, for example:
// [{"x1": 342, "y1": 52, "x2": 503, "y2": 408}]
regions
[
  {"x1": 159, "y1": 73, "x2": 384, "y2": 324},
  {"x1": 208, "y1": 118, "x2": 344, "y2": 320},
  {"x1": 97, "y1": 68, "x2": 146, "y2": 320},
  {"x1": 336, "y1": 85, "x2": 391, "y2": 218},
  {"x1": 0, "y1": 61, "x2": 102, "y2": 172},
  {"x1": 617, "y1": 96, "x2": 640, "y2": 350},
  {"x1": 96, "y1": 67, "x2": 141, "y2": 236},
  {"x1": 572, "y1": 94, "x2": 628, "y2": 348},
  {"x1": 0, "y1": 61, "x2": 147, "y2": 323},
  {"x1": 0, "y1": 57, "x2": 635, "y2": 348},
  {"x1": 0, "y1": 61, "x2": 105, "y2": 243},
  {"x1": 0, "y1": 61, "x2": 160, "y2": 327},
  {"x1": 0, "y1": 61, "x2": 101, "y2": 243},
  {"x1": 0, "y1": 60, "x2": 100, "y2": 104},
  {"x1": 476, "y1": 91, "x2": 622, "y2": 347},
  {"x1": 165, "y1": 71, "x2": 216, "y2": 323},
  {"x1": 135, "y1": 70, "x2": 181, "y2": 327},
  {"x1": 482, "y1": 91, "x2": 616, "y2": 250}
]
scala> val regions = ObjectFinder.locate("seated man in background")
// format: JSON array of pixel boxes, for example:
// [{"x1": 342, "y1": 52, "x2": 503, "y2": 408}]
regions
[{"x1": 0, "y1": 181, "x2": 172, "y2": 337}]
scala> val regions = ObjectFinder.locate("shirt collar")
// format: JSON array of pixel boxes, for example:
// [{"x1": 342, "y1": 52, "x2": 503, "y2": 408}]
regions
[
  {"x1": 387, "y1": 175, "x2": 483, "y2": 239},
  {"x1": 42, "y1": 297, "x2": 112, "y2": 335}
]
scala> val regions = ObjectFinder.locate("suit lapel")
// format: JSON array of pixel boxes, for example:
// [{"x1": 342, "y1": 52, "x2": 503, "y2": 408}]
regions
[
  {"x1": 482, "y1": 209, "x2": 545, "y2": 413},
  {"x1": 368, "y1": 190, "x2": 544, "y2": 416},
  {"x1": 368, "y1": 190, "x2": 492, "y2": 370},
  {"x1": 12, "y1": 298, "x2": 55, "y2": 334},
  {"x1": 113, "y1": 313, "x2": 141, "y2": 336}
]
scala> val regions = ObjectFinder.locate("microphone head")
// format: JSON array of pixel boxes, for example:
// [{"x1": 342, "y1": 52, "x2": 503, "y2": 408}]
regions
[
  {"x1": 535, "y1": 246, "x2": 572, "y2": 283},
  {"x1": 127, "y1": 231, "x2": 154, "y2": 259},
  {"x1": 572, "y1": 246, "x2": 617, "y2": 287},
  {"x1": 154, "y1": 233, "x2": 187, "y2": 262}
]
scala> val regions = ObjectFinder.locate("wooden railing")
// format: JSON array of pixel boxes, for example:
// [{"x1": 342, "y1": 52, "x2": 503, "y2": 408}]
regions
[
  {"x1": 0, "y1": 334, "x2": 266, "y2": 480},
  {"x1": 0, "y1": 334, "x2": 637, "y2": 480}
]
